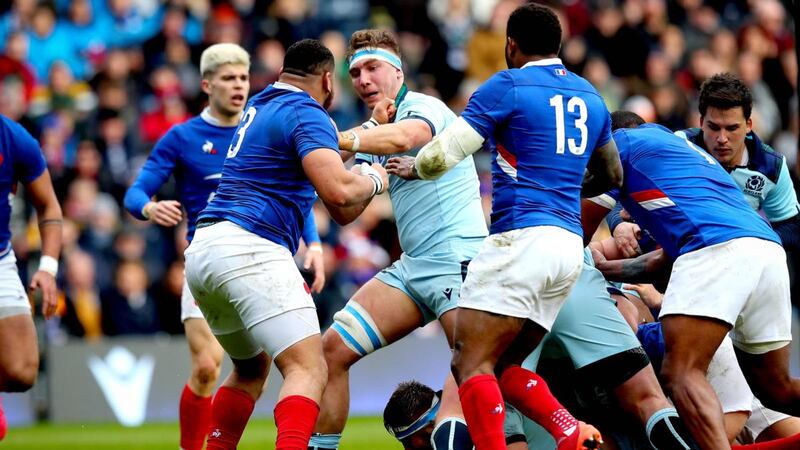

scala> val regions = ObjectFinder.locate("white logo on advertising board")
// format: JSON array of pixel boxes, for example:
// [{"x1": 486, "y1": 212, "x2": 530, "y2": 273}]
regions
[{"x1": 88, "y1": 346, "x2": 155, "y2": 427}]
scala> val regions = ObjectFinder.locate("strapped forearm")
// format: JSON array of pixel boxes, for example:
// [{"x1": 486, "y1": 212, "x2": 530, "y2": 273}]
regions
[{"x1": 414, "y1": 117, "x2": 484, "y2": 180}]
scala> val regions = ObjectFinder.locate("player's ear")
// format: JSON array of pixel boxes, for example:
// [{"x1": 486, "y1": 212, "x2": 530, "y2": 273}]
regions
[
  {"x1": 200, "y1": 77, "x2": 211, "y2": 95},
  {"x1": 745, "y1": 116, "x2": 753, "y2": 133}
]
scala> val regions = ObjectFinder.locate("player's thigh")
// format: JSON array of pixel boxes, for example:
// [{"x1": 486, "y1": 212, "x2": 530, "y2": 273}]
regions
[
  {"x1": 707, "y1": 336, "x2": 754, "y2": 416},
  {"x1": 184, "y1": 317, "x2": 223, "y2": 365},
  {"x1": 0, "y1": 313, "x2": 39, "y2": 383},
  {"x1": 459, "y1": 226, "x2": 583, "y2": 331},
  {"x1": 351, "y1": 277, "x2": 423, "y2": 344},
  {"x1": 732, "y1": 240, "x2": 792, "y2": 350},
  {"x1": 660, "y1": 314, "x2": 729, "y2": 377},
  {"x1": 451, "y1": 307, "x2": 527, "y2": 379},
  {"x1": 550, "y1": 266, "x2": 642, "y2": 370}
]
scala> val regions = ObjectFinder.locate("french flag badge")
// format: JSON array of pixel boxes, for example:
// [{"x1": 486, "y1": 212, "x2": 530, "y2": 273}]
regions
[{"x1": 554, "y1": 68, "x2": 567, "y2": 76}]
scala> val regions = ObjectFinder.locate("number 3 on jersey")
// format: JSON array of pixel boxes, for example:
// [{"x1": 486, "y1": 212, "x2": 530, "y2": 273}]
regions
[
  {"x1": 549, "y1": 95, "x2": 588, "y2": 155},
  {"x1": 227, "y1": 106, "x2": 257, "y2": 158}
]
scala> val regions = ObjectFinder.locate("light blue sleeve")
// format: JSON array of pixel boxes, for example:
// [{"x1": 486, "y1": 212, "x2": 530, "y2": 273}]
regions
[
  {"x1": 763, "y1": 157, "x2": 800, "y2": 222},
  {"x1": 396, "y1": 95, "x2": 450, "y2": 137}
]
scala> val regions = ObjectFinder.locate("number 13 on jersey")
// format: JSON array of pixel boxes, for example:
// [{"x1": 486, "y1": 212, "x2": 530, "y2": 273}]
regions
[{"x1": 549, "y1": 95, "x2": 588, "y2": 155}]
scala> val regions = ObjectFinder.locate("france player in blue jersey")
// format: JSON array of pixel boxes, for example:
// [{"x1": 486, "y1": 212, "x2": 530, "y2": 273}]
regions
[
  {"x1": 124, "y1": 43, "x2": 324, "y2": 450},
  {"x1": 587, "y1": 111, "x2": 800, "y2": 449},
  {"x1": 0, "y1": 115, "x2": 62, "y2": 441},
  {"x1": 183, "y1": 40, "x2": 388, "y2": 450},
  {"x1": 610, "y1": 74, "x2": 800, "y2": 259},
  {"x1": 389, "y1": 5, "x2": 622, "y2": 450},
  {"x1": 309, "y1": 29, "x2": 488, "y2": 450}
]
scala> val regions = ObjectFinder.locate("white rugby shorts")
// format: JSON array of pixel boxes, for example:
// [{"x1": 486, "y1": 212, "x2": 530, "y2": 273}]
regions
[
  {"x1": 458, "y1": 225, "x2": 583, "y2": 331},
  {"x1": 660, "y1": 238, "x2": 792, "y2": 351},
  {"x1": 184, "y1": 220, "x2": 319, "y2": 356},
  {"x1": 0, "y1": 250, "x2": 31, "y2": 319}
]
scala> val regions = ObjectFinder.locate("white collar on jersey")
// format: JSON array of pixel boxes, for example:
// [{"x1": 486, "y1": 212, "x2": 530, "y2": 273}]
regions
[
  {"x1": 521, "y1": 57, "x2": 564, "y2": 68},
  {"x1": 273, "y1": 81, "x2": 303, "y2": 92},
  {"x1": 739, "y1": 148, "x2": 749, "y2": 166},
  {"x1": 200, "y1": 107, "x2": 241, "y2": 128}
]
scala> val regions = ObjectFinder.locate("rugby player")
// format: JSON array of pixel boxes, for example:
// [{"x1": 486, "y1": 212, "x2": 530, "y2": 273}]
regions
[
  {"x1": 0, "y1": 114, "x2": 62, "y2": 441},
  {"x1": 587, "y1": 111, "x2": 800, "y2": 449},
  {"x1": 124, "y1": 43, "x2": 325, "y2": 450},
  {"x1": 388, "y1": 4, "x2": 622, "y2": 449},
  {"x1": 183, "y1": 39, "x2": 388, "y2": 450}
]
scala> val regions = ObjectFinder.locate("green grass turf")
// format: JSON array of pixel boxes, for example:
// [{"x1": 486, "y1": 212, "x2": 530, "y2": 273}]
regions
[{"x1": 2, "y1": 416, "x2": 400, "y2": 449}]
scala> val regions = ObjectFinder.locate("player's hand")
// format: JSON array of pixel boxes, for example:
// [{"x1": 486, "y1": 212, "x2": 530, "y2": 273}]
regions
[
  {"x1": 303, "y1": 243, "x2": 326, "y2": 293},
  {"x1": 622, "y1": 283, "x2": 663, "y2": 309},
  {"x1": 590, "y1": 246, "x2": 608, "y2": 266},
  {"x1": 386, "y1": 156, "x2": 419, "y2": 180},
  {"x1": 145, "y1": 200, "x2": 183, "y2": 227},
  {"x1": 371, "y1": 98, "x2": 396, "y2": 124},
  {"x1": 613, "y1": 222, "x2": 642, "y2": 258},
  {"x1": 30, "y1": 271, "x2": 58, "y2": 319}
]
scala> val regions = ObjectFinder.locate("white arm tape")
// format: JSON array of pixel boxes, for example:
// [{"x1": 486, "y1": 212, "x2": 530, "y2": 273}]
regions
[
  {"x1": 360, "y1": 162, "x2": 384, "y2": 196},
  {"x1": 414, "y1": 117, "x2": 484, "y2": 180}
]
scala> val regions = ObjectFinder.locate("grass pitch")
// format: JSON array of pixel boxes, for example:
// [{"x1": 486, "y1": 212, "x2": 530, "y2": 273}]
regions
[{"x1": 2, "y1": 416, "x2": 399, "y2": 449}]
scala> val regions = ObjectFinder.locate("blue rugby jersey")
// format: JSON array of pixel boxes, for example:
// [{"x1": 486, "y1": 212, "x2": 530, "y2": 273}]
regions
[
  {"x1": 609, "y1": 124, "x2": 779, "y2": 258},
  {"x1": 125, "y1": 109, "x2": 319, "y2": 244},
  {"x1": 0, "y1": 115, "x2": 47, "y2": 258},
  {"x1": 199, "y1": 83, "x2": 336, "y2": 254},
  {"x1": 461, "y1": 58, "x2": 612, "y2": 236}
]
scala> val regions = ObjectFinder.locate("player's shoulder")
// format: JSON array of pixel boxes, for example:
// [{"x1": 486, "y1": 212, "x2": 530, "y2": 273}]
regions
[
  {"x1": 0, "y1": 114, "x2": 31, "y2": 138},
  {"x1": 400, "y1": 91, "x2": 454, "y2": 118},
  {"x1": 747, "y1": 131, "x2": 784, "y2": 183}
]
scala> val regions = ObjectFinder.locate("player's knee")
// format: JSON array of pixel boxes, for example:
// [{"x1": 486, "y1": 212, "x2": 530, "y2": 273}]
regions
[
  {"x1": 192, "y1": 355, "x2": 221, "y2": 387},
  {"x1": 321, "y1": 329, "x2": 359, "y2": 371},
  {"x1": 431, "y1": 417, "x2": 473, "y2": 450},
  {"x1": 330, "y1": 301, "x2": 387, "y2": 362},
  {"x1": 0, "y1": 357, "x2": 38, "y2": 392}
]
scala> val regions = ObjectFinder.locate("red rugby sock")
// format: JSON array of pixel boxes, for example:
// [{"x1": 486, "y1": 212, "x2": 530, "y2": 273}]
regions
[
  {"x1": 274, "y1": 395, "x2": 320, "y2": 450},
  {"x1": 179, "y1": 384, "x2": 213, "y2": 450},
  {"x1": 458, "y1": 374, "x2": 507, "y2": 450},
  {"x1": 205, "y1": 387, "x2": 255, "y2": 450},
  {"x1": 499, "y1": 365, "x2": 578, "y2": 441}
]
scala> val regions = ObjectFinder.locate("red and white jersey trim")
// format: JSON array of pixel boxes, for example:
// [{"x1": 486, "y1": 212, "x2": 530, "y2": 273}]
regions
[
  {"x1": 630, "y1": 189, "x2": 676, "y2": 211},
  {"x1": 497, "y1": 144, "x2": 518, "y2": 180}
]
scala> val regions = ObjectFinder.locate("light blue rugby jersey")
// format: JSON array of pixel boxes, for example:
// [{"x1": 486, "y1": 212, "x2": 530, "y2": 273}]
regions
[{"x1": 356, "y1": 88, "x2": 487, "y2": 256}]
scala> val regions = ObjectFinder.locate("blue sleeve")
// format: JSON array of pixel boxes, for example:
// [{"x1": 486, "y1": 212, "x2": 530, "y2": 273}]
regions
[
  {"x1": 606, "y1": 201, "x2": 625, "y2": 233},
  {"x1": 461, "y1": 71, "x2": 515, "y2": 140},
  {"x1": 762, "y1": 157, "x2": 800, "y2": 222},
  {"x1": 123, "y1": 130, "x2": 180, "y2": 219},
  {"x1": 301, "y1": 206, "x2": 321, "y2": 245},
  {"x1": 772, "y1": 215, "x2": 800, "y2": 253},
  {"x1": 10, "y1": 121, "x2": 47, "y2": 184},
  {"x1": 292, "y1": 105, "x2": 339, "y2": 159}
]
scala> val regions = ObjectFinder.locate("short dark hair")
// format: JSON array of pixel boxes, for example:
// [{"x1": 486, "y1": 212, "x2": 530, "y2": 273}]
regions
[
  {"x1": 698, "y1": 73, "x2": 753, "y2": 119},
  {"x1": 611, "y1": 111, "x2": 646, "y2": 130},
  {"x1": 282, "y1": 39, "x2": 334, "y2": 77},
  {"x1": 383, "y1": 381, "x2": 435, "y2": 433},
  {"x1": 507, "y1": 3, "x2": 562, "y2": 56}
]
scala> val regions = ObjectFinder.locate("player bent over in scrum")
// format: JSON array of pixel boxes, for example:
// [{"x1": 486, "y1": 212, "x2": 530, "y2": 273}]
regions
[{"x1": 185, "y1": 39, "x2": 388, "y2": 450}]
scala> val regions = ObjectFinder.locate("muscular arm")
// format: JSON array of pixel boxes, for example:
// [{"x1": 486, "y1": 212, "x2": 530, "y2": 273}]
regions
[
  {"x1": 583, "y1": 138, "x2": 623, "y2": 198},
  {"x1": 593, "y1": 248, "x2": 672, "y2": 284},
  {"x1": 26, "y1": 170, "x2": 63, "y2": 319},
  {"x1": 338, "y1": 119, "x2": 433, "y2": 155},
  {"x1": 302, "y1": 148, "x2": 386, "y2": 225}
]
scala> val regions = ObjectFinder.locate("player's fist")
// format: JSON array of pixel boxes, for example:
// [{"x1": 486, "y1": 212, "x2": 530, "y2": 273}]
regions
[
  {"x1": 385, "y1": 156, "x2": 418, "y2": 180},
  {"x1": 144, "y1": 200, "x2": 183, "y2": 227},
  {"x1": 613, "y1": 221, "x2": 642, "y2": 258},
  {"x1": 371, "y1": 98, "x2": 396, "y2": 124},
  {"x1": 30, "y1": 271, "x2": 58, "y2": 319},
  {"x1": 367, "y1": 163, "x2": 389, "y2": 195}
]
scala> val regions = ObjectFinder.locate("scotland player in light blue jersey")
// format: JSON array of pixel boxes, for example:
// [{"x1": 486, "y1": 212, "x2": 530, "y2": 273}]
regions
[
  {"x1": 0, "y1": 115, "x2": 62, "y2": 441},
  {"x1": 184, "y1": 40, "x2": 388, "y2": 450},
  {"x1": 310, "y1": 29, "x2": 487, "y2": 450},
  {"x1": 588, "y1": 111, "x2": 800, "y2": 449},
  {"x1": 390, "y1": 5, "x2": 622, "y2": 450},
  {"x1": 124, "y1": 43, "x2": 324, "y2": 450}
]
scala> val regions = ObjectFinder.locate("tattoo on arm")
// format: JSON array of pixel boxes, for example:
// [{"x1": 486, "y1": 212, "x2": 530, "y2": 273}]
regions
[{"x1": 38, "y1": 219, "x2": 63, "y2": 227}]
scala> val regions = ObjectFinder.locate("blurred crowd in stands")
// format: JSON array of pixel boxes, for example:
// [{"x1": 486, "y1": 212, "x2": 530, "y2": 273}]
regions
[{"x1": 0, "y1": 0, "x2": 797, "y2": 340}]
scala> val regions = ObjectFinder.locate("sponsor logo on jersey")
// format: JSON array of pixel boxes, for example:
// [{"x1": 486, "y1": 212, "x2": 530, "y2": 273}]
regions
[
  {"x1": 744, "y1": 175, "x2": 765, "y2": 196},
  {"x1": 88, "y1": 346, "x2": 155, "y2": 426},
  {"x1": 202, "y1": 140, "x2": 218, "y2": 155}
]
